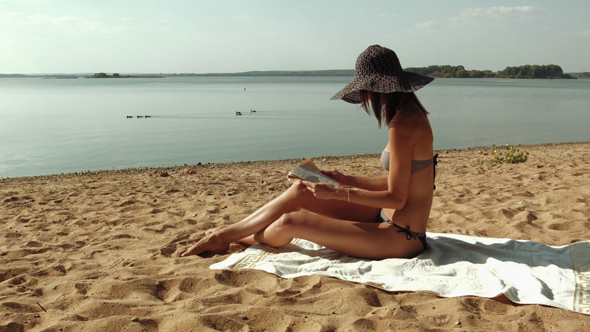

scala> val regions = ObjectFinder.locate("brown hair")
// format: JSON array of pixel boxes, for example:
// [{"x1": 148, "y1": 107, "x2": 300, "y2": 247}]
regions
[{"x1": 360, "y1": 91, "x2": 428, "y2": 128}]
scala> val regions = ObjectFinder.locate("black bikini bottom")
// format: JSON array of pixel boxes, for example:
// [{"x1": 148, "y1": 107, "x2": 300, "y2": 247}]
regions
[{"x1": 376, "y1": 210, "x2": 427, "y2": 250}]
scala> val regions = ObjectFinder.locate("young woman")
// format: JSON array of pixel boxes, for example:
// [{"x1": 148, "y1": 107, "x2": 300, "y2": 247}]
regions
[{"x1": 180, "y1": 45, "x2": 436, "y2": 259}]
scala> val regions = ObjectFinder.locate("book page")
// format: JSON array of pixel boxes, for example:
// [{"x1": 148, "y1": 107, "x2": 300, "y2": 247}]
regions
[{"x1": 287, "y1": 158, "x2": 340, "y2": 186}]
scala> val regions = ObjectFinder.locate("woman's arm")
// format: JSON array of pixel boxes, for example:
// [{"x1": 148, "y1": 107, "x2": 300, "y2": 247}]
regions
[
  {"x1": 321, "y1": 170, "x2": 388, "y2": 191},
  {"x1": 342, "y1": 175, "x2": 389, "y2": 191},
  {"x1": 306, "y1": 124, "x2": 415, "y2": 210}
]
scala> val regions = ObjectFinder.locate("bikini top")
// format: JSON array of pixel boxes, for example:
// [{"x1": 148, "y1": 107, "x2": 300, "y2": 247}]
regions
[{"x1": 381, "y1": 150, "x2": 438, "y2": 189}]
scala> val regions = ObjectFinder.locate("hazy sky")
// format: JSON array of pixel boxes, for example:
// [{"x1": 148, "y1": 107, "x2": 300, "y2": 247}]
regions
[{"x1": 1, "y1": 0, "x2": 589, "y2": 74}]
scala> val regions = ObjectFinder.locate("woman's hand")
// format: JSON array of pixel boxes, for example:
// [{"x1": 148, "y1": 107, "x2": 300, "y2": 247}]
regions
[
  {"x1": 321, "y1": 170, "x2": 347, "y2": 185},
  {"x1": 302, "y1": 181, "x2": 339, "y2": 200}
]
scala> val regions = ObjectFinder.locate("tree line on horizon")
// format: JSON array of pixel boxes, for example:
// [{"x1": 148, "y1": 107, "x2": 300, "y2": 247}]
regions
[
  {"x1": 169, "y1": 64, "x2": 576, "y2": 79},
  {"x1": 405, "y1": 64, "x2": 574, "y2": 79},
  {"x1": 90, "y1": 72, "x2": 164, "y2": 78},
  {"x1": 2, "y1": 66, "x2": 587, "y2": 78}
]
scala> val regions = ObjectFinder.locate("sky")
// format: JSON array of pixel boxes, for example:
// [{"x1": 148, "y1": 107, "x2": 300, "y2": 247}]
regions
[{"x1": 1, "y1": 0, "x2": 589, "y2": 74}]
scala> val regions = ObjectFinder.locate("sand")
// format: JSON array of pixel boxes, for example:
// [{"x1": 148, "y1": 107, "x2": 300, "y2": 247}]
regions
[{"x1": 1, "y1": 142, "x2": 589, "y2": 331}]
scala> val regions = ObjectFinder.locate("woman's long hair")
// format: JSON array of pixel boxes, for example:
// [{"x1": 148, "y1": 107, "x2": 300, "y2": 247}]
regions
[{"x1": 360, "y1": 91, "x2": 428, "y2": 128}]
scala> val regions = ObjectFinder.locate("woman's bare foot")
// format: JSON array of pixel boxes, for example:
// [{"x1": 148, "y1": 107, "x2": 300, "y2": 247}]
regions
[{"x1": 179, "y1": 232, "x2": 230, "y2": 257}]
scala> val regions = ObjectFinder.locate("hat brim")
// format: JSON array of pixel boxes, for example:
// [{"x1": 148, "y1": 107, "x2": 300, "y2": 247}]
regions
[{"x1": 330, "y1": 71, "x2": 434, "y2": 104}]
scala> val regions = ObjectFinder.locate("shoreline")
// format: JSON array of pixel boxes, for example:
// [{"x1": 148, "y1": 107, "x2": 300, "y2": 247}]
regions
[
  {"x1": 2, "y1": 141, "x2": 587, "y2": 184},
  {"x1": 1, "y1": 141, "x2": 590, "y2": 330}
]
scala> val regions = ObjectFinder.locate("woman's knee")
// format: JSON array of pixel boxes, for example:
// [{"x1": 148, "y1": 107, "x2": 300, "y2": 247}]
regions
[
  {"x1": 253, "y1": 212, "x2": 304, "y2": 247},
  {"x1": 288, "y1": 180, "x2": 310, "y2": 196},
  {"x1": 281, "y1": 180, "x2": 314, "y2": 208},
  {"x1": 277, "y1": 211, "x2": 307, "y2": 230}
]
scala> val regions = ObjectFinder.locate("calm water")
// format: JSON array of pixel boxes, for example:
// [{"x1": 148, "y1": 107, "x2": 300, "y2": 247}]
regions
[{"x1": 1, "y1": 76, "x2": 589, "y2": 178}]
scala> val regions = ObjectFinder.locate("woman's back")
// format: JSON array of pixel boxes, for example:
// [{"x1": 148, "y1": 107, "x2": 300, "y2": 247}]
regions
[{"x1": 383, "y1": 98, "x2": 434, "y2": 233}]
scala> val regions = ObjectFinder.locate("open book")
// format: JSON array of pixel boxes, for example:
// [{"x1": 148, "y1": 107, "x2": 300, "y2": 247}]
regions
[{"x1": 287, "y1": 158, "x2": 340, "y2": 186}]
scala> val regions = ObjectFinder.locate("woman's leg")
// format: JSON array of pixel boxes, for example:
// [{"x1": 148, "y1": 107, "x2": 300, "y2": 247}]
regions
[
  {"x1": 179, "y1": 180, "x2": 381, "y2": 256},
  {"x1": 255, "y1": 211, "x2": 424, "y2": 259}
]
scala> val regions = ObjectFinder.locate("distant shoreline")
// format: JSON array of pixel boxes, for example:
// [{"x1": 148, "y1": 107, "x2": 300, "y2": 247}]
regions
[
  {"x1": 0, "y1": 74, "x2": 166, "y2": 79},
  {"x1": 86, "y1": 76, "x2": 165, "y2": 79},
  {"x1": 1, "y1": 69, "x2": 588, "y2": 79}
]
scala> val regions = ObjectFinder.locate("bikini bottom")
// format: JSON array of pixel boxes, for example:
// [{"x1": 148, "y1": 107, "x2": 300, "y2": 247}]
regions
[{"x1": 375, "y1": 210, "x2": 427, "y2": 250}]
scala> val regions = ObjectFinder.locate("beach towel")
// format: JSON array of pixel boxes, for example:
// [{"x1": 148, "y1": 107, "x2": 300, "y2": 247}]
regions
[{"x1": 210, "y1": 233, "x2": 590, "y2": 315}]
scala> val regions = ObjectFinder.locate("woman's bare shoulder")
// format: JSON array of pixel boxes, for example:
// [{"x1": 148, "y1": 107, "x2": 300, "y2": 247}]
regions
[
  {"x1": 389, "y1": 108, "x2": 428, "y2": 131},
  {"x1": 388, "y1": 107, "x2": 433, "y2": 156}
]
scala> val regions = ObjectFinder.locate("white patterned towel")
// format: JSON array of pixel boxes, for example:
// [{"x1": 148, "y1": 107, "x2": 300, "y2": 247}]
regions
[{"x1": 210, "y1": 233, "x2": 590, "y2": 314}]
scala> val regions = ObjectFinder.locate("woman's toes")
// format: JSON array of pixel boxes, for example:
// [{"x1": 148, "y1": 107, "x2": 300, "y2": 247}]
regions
[{"x1": 179, "y1": 233, "x2": 229, "y2": 257}]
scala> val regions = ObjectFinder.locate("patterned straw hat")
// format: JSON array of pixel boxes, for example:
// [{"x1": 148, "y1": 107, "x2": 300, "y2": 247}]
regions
[{"x1": 331, "y1": 45, "x2": 434, "y2": 104}]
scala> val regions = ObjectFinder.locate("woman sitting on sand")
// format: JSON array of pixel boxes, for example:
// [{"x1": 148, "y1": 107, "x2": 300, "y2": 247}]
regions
[{"x1": 180, "y1": 45, "x2": 436, "y2": 259}]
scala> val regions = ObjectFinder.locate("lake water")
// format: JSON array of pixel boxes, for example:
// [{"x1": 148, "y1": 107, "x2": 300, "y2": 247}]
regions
[{"x1": 1, "y1": 76, "x2": 589, "y2": 178}]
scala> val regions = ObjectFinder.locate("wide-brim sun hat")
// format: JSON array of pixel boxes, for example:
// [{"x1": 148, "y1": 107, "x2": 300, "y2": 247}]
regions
[{"x1": 331, "y1": 45, "x2": 434, "y2": 104}]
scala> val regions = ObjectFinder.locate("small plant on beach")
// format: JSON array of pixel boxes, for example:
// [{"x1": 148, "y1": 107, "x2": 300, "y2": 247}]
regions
[
  {"x1": 352, "y1": 158, "x2": 364, "y2": 169},
  {"x1": 20, "y1": 186, "x2": 41, "y2": 194},
  {"x1": 7, "y1": 190, "x2": 18, "y2": 196},
  {"x1": 493, "y1": 143, "x2": 529, "y2": 164}
]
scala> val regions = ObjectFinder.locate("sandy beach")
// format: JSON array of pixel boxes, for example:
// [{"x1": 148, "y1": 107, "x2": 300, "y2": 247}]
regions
[{"x1": 1, "y1": 142, "x2": 589, "y2": 331}]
